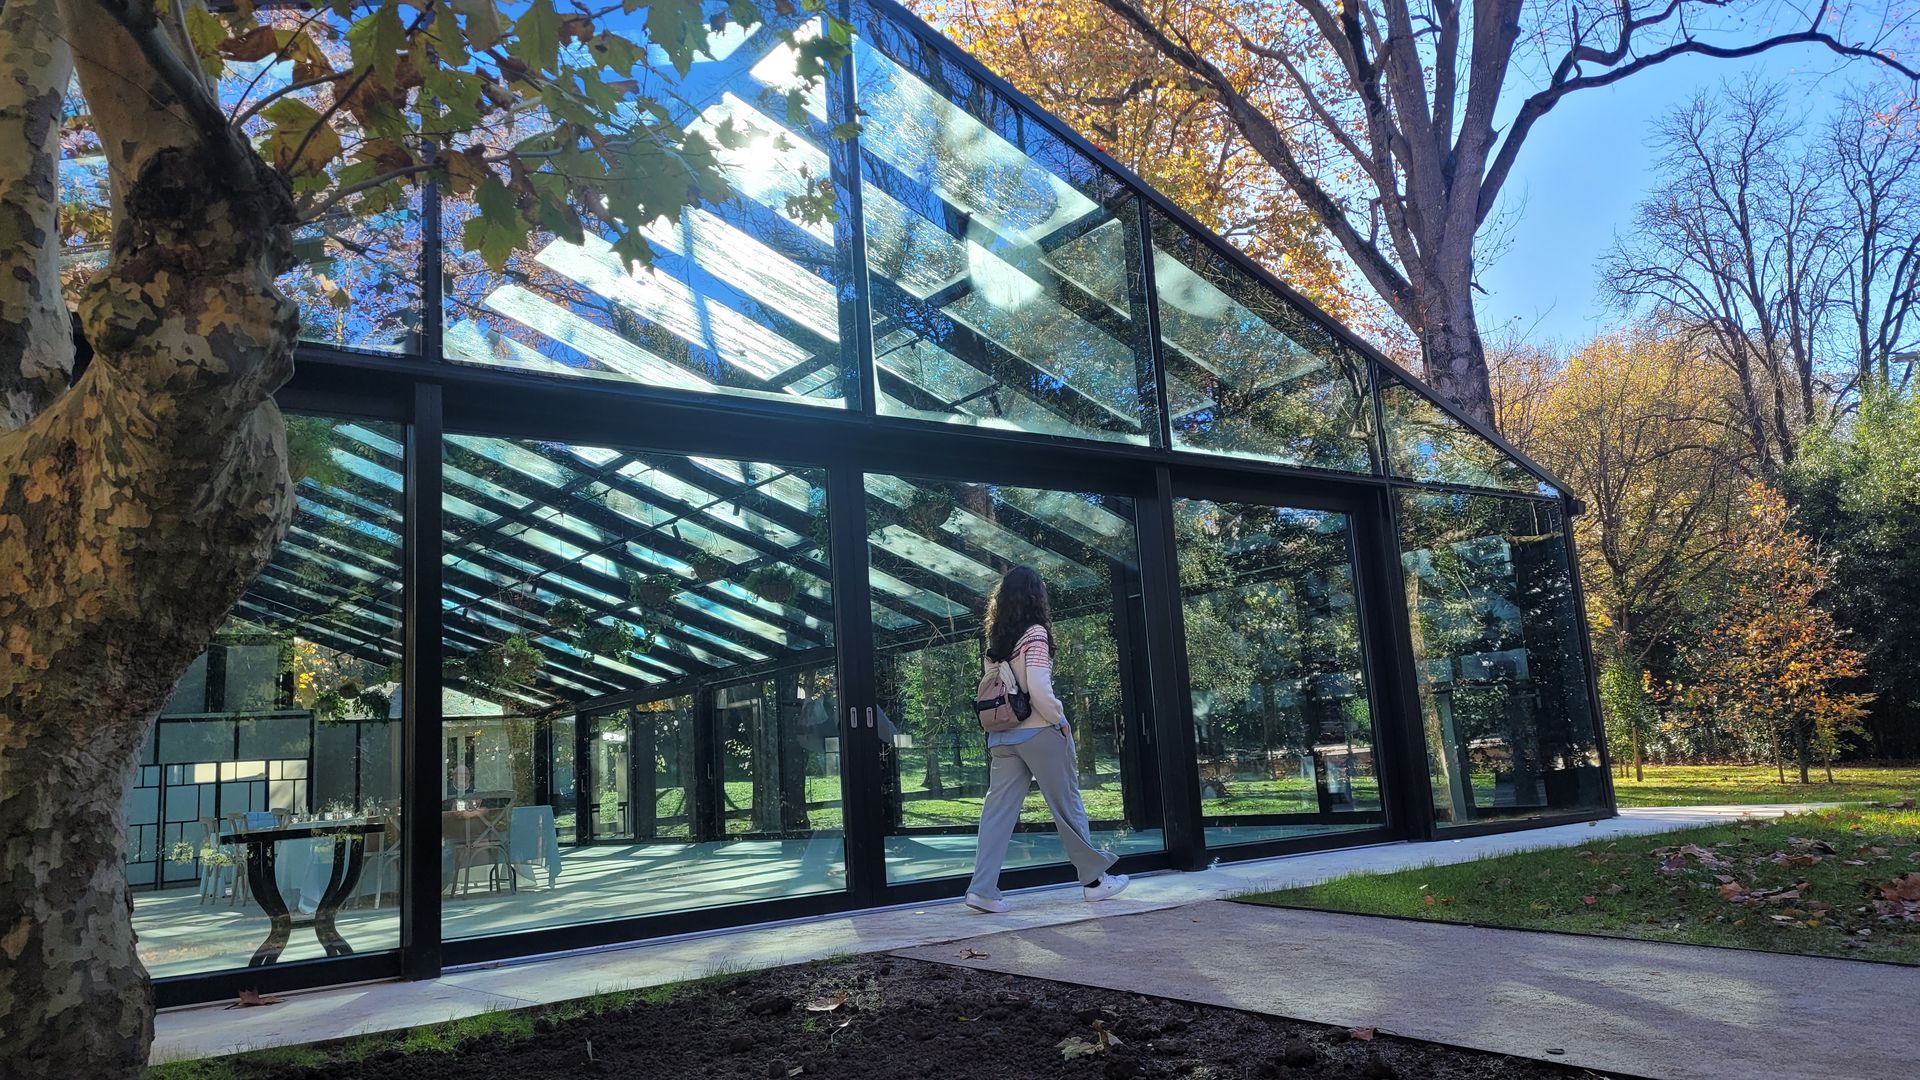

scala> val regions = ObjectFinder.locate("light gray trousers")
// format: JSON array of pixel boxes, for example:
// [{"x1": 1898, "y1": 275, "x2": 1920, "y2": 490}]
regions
[{"x1": 966, "y1": 725, "x2": 1116, "y2": 900}]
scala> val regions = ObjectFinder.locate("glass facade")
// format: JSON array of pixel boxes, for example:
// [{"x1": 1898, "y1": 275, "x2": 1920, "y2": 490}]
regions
[
  {"x1": 1174, "y1": 499, "x2": 1383, "y2": 847},
  {"x1": 864, "y1": 475, "x2": 1163, "y2": 883},
  {"x1": 1397, "y1": 492, "x2": 1606, "y2": 825},
  {"x1": 100, "y1": 0, "x2": 1605, "y2": 1003},
  {"x1": 438, "y1": 439, "x2": 846, "y2": 937},
  {"x1": 128, "y1": 418, "x2": 406, "y2": 978}
]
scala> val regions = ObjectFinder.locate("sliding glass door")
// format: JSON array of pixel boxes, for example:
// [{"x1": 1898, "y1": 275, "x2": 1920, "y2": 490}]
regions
[{"x1": 1169, "y1": 486, "x2": 1392, "y2": 849}]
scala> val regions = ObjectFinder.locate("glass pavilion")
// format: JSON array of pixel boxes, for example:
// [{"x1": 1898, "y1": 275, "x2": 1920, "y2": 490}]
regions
[{"x1": 97, "y1": 0, "x2": 1612, "y2": 1006}]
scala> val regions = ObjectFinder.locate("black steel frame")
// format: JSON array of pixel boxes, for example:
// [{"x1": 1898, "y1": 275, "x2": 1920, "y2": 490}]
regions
[{"x1": 149, "y1": 0, "x2": 1611, "y2": 1008}]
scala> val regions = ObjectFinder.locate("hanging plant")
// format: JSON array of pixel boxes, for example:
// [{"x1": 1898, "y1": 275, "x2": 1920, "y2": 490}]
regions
[
  {"x1": 690, "y1": 552, "x2": 731, "y2": 583},
  {"x1": 745, "y1": 565, "x2": 803, "y2": 605},
  {"x1": 904, "y1": 487, "x2": 956, "y2": 536},
  {"x1": 629, "y1": 573, "x2": 679, "y2": 610},
  {"x1": 547, "y1": 598, "x2": 591, "y2": 634},
  {"x1": 577, "y1": 620, "x2": 639, "y2": 661}
]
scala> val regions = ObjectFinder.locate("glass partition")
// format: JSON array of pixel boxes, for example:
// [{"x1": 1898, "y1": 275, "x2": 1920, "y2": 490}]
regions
[
  {"x1": 852, "y1": 1, "x2": 1159, "y2": 445},
  {"x1": 1398, "y1": 491, "x2": 1604, "y2": 825},
  {"x1": 1173, "y1": 497, "x2": 1383, "y2": 846},
  {"x1": 439, "y1": 438, "x2": 846, "y2": 936},
  {"x1": 442, "y1": 10, "x2": 858, "y2": 408},
  {"x1": 863, "y1": 472, "x2": 1162, "y2": 884},
  {"x1": 1150, "y1": 213, "x2": 1375, "y2": 471},
  {"x1": 127, "y1": 416, "x2": 406, "y2": 978}
]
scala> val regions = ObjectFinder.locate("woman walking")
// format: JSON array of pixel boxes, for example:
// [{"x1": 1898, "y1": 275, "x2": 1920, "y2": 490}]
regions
[{"x1": 965, "y1": 566, "x2": 1129, "y2": 913}]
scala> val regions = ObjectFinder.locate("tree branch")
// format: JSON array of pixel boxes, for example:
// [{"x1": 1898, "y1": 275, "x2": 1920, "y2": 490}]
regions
[{"x1": 1479, "y1": 16, "x2": 1920, "y2": 225}]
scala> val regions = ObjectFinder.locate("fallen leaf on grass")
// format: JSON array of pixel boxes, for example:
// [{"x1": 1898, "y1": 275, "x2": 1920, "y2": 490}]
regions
[
  {"x1": 1605, "y1": 884, "x2": 1626, "y2": 896},
  {"x1": 804, "y1": 991, "x2": 849, "y2": 1012},
  {"x1": 1880, "y1": 874, "x2": 1920, "y2": 902},
  {"x1": 224, "y1": 990, "x2": 283, "y2": 1009},
  {"x1": 1582, "y1": 896, "x2": 1598, "y2": 906},
  {"x1": 1349, "y1": 1027, "x2": 1376, "y2": 1041}
]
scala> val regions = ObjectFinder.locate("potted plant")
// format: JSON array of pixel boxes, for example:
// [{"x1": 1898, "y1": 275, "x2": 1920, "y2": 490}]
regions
[
  {"x1": 690, "y1": 552, "x2": 731, "y2": 583},
  {"x1": 744, "y1": 565, "x2": 802, "y2": 605},
  {"x1": 629, "y1": 573, "x2": 678, "y2": 609},
  {"x1": 903, "y1": 487, "x2": 955, "y2": 536}
]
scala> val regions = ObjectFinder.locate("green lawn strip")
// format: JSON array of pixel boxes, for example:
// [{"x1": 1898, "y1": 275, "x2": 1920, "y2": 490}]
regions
[
  {"x1": 149, "y1": 968, "x2": 757, "y2": 1080},
  {"x1": 1239, "y1": 807, "x2": 1920, "y2": 965},
  {"x1": 1611, "y1": 764, "x2": 1920, "y2": 807}
]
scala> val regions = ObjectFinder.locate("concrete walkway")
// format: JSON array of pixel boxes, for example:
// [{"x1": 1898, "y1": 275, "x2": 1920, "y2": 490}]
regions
[
  {"x1": 149, "y1": 804, "x2": 1826, "y2": 1064},
  {"x1": 896, "y1": 902, "x2": 1918, "y2": 1080}
]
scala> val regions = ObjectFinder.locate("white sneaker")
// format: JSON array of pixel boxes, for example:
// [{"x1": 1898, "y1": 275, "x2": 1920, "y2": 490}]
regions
[
  {"x1": 965, "y1": 893, "x2": 1010, "y2": 913},
  {"x1": 1083, "y1": 873, "x2": 1130, "y2": 902}
]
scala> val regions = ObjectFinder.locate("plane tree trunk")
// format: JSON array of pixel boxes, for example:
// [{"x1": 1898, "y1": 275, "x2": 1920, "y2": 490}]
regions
[{"x1": 0, "y1": 2, "x2": 299, "y2": 1075}]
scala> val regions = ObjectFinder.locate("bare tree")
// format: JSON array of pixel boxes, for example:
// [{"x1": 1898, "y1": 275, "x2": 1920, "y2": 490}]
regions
[
  {"x1": 1606, "y1": 79, "x2": 1920, "y2": 476},
  {"x1": 1086, "y1": 0, "x2": 1916, "y2": 426},
  {"x1": 1827, "y1": 87, "x2": 1920, "y2": 391}
]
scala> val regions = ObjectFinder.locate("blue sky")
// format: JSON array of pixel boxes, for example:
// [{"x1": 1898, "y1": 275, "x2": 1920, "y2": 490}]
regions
[{"x1": 1476, "y1": 48, "x2": 1876, "y2": 351}]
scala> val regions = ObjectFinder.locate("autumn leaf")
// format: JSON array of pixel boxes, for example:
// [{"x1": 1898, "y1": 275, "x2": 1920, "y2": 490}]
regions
[
  {"x1": 224, "y1": 989, "x2": 283, "y2": 1009},
  {"x1": 804, "y1": 991, "x2": 849, "y2": 1012},
  {"x1": 1349, "y1": 1027, "x2": 1376, "y2": 1041}
]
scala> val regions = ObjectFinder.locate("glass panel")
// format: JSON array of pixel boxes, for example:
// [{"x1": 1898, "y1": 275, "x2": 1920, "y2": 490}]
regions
[
  {"x1": 1398, "y1": 491, "x2": 1605, "y2": 825},
  {"x1": 1173, "y1": 498, "x2": 1383, "y2": 846},
  {"x1": 852, "y1": 2, "x2": 1159, "y2": 445},
  {"x1": 443, "y1": 9, "x2": 857, "y2": 409},
  {"x1": 127, "y1": 416, "x2": 405, "y2": 977},
  {"x1": 440, "y1": 439, "x2": 844, "y2": 936},
  {"x1": 865, "y1": 473, "x2": 1163, "y2": 885},
  {"x1": 1379, "y1": 371, "x2": 1550, "y2": 494},
  {"x1": 1150, "y1": 213, "x2": 1375, "y2": 471},
  {"x1": 588, "y1": 712, "x2": 635, "y2": 841}
]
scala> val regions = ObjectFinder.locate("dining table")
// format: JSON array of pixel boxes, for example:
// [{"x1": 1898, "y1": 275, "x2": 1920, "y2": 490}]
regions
[{"x1": 222, "y1": 819, "x2": 384, "y2": 966}]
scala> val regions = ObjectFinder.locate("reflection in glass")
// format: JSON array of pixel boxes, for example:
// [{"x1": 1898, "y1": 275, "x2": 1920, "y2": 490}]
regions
[
  {"x1": 853, "y1": 3, "x2": 1159, "y2": 445},
  {"x1": 1398, "y1": 492, "x2": 1605, "y2": 825},
  {"x1": 1151, "y1": 215, "x2": 1375, "y2": 471},
  {"x1": 439, "y1": 439, "x2": 845, "y2": 936},
  {"x1": 1380, "y1": 372, "x2": 1549, "y2": 493},
  {"x1": 864, "y1": 474, "x2": 1162, "y2": 883},
  {"x1": 443, "y1": 12, "x2": 857, "y2": 407},
  {"x1": 127, "y1": 417, "x2": 406, "y2": 977},
  {"x1": 1174, "y1": 499, "x2": 1383, "y2": 846}
]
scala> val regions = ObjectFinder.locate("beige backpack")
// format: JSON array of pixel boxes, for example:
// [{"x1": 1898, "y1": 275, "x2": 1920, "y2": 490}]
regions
[{"x1": 974, "y1": 654, "x2": 1032, "y2": 733}]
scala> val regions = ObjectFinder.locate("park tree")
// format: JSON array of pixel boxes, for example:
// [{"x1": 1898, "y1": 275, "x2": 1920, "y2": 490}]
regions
[
  {"x1": 1606, "y1": 79, "x2": 1920, "y2": 476},
  {"x1": 1668, "y1": 483, "x2": 1872, "y2": 784},
  {"x1": 1504, "y1": 327, "x2": 1743, "y2": 775},
  {"x1": 0, "y1": 2, "x2": 847, "y2": 1075},
  {"x1": 1043, "y1": 0, "x2": 1919, "y2": 425},
  {"x1": 1788, "y1": 381, "x2": 1920, "y2": 760}
]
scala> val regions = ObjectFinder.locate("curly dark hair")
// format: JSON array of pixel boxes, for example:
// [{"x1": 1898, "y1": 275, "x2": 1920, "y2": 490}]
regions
[{"x1": 983, "y1": 565, "x2": 1053, "y2": 662}]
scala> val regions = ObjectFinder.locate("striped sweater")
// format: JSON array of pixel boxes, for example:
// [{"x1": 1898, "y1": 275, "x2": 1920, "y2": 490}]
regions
[{"x1": 993, "y1": 624, "x2": 1066, "y2": 731}]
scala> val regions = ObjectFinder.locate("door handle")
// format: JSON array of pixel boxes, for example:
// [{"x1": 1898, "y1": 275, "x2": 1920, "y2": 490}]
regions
[
  {"x1": 847, "y1": 706, "x2": 856, "y2": 731},
  {"x1": 864, "y1": 706, "x2": 874, "y2": 730}
]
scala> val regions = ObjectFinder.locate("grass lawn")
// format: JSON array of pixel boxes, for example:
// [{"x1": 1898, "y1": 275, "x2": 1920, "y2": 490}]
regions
[
  {"x1": 1242, "y1": 806, "x2": 1920, "y2": 965},
  {"x1": 1611, "y1": 763, "x2": 1920, "y2": 807}
]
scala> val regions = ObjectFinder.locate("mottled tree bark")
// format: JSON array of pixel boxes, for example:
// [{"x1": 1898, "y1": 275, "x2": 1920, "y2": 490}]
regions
[
  {"x1": 0, "y1": 2, "x2": 298, "y2": 1075},
  {"x1": 0, "y1": 0, "x2": 72, "y2": 428}
]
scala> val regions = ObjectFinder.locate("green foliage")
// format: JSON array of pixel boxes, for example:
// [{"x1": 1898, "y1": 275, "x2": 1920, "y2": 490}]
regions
[
  {"x1": 1787, "y1": 382, "x2": 1920, "y2": 759},
  {"x1": 192, "y1": 0, "x2": 856, "y2": 276},
  {"x1": 743, "y1": 564, "x2": 803, "y2": 604}
]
